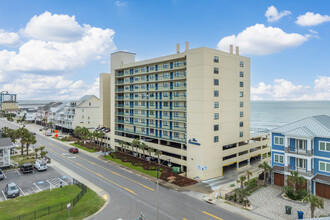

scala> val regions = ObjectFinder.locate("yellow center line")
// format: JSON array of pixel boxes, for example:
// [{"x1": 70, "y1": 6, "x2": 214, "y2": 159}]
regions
[
  {"x1": 202, "y1": 211, "x2": 223, "y2": 220},
  {"x1": 47, "y1": 147, "x2": 137, "y2": 196},
  {"x1": 49, "y1": 143, "x2": 155, "y2": 191}
]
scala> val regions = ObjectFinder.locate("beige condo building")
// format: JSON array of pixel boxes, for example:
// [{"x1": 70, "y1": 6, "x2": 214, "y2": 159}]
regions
[{"x1": 100, "y1": 44, "x2": 269, "y2": 180}]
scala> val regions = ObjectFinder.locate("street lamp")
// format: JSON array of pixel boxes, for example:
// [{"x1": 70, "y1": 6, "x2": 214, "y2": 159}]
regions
[{"x1": 156, "y1": 158, "x2": 171, "y2": 220}]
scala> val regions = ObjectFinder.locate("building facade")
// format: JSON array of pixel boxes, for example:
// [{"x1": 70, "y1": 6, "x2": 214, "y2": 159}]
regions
[
  {"x1": 101, "y1": 45, "x2": 269, "y2": 180},
  {"x1": 271, "y1": 115, "x2": 330, "y2": 199}
]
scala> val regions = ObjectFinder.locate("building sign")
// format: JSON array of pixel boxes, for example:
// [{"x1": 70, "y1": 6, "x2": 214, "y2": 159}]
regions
[
  {"x1": 188, "y1": 138, "x2": 200, "y2": 146},
  {"x1": 197, "y1": 165, "x2": 208, "y2": 171}
]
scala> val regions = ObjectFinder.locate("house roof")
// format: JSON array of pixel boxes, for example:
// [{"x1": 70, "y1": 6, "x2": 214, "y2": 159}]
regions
[
  {"x1": 0, "y1": 138, "x2": 13, "y2": 147},
  {"x1": 272, "y1": 115, "x2": 330, "y2": 138},
  {"x1": 313, "y1": 174, "x2": 330, "y2": 185}
]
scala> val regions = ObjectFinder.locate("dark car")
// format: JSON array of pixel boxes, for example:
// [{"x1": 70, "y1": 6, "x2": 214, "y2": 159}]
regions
[
  {"x1": 0, "y1": 169, "x2": 4, "y2": 180},
  {"x1": 5, "y1": 182, "x2": 20, "y2": 198},
  {"x1": 20, "y1": 163, "x2": 33, "y2": 174},
  {"x1": 30, "y1": 132, "x2": 36, "y2": 135},
  {"x1": 69, "y1": 147, "x2": 79, "y2": 154}
]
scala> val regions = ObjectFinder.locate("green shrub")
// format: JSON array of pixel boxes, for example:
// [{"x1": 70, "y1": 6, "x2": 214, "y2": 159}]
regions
[{"x1": 284, "y1": 186, "x2": 308, "y2": 200}]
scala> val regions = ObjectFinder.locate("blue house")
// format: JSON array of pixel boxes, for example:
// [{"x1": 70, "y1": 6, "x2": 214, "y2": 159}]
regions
[{"x1": 271, "y1": 115, "x2": 330, "y2": 199}]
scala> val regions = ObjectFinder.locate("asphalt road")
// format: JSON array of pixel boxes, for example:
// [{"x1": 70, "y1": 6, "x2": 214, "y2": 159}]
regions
[{"x1": 0, "y1": 120, "x2": 248, "y2": 220}]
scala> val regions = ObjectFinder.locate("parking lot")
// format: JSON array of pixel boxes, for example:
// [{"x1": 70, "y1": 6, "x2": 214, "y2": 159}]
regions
[{"x1": 0, "y1": 166, "x2": 72, "y2": 201}]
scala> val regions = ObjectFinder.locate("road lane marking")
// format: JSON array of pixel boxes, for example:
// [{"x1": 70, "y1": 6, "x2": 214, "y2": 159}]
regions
[
  {"x1": 18, "y1": 186, "x2": 26, "y2": 196},
  {"x1": 47, "y1": 148, "x2": 138, "y2": 196},
  {"x1": 16, "y1": 171, "x2": 21, "y2": 175},
  {"x1": 49, "y1": 143, "x2": 155, "y2": 191},
  {"x1": 202, "y1": 211, "x2": 223, "y2": 220},
  {"x1": 1, "y1": 191, "x2": 7, "y2": 200},
  {"x1": 33, "y1": 183, "x2": 42, "y2": 192}
]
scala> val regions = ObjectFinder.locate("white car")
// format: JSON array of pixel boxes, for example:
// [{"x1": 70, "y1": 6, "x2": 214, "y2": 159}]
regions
[{"x1": 34, "y1": 159, "x2": 47, "y2": 171}]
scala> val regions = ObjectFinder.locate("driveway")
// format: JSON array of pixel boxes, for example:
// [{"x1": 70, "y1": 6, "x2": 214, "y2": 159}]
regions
[{"x1": 248, "y1": 185, "x2": 330, "y2": 220}]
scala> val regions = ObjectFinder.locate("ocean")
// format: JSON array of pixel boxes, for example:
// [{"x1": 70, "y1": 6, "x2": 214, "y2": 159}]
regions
[
  {"x1": 18, "y1": 100, "x2": 330, "y2": 130},
  {"x1": 251, "y1": 101, "x2": 330, "y2": 130}
]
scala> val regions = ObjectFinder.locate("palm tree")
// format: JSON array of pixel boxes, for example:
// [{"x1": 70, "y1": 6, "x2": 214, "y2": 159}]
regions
[
  {"x1": 119, "y1": 140, "x2": 125, "y2": 152},
  {"x1": 147, "y1": 147, "x2": 154, "y2": 164},
  {"x1": 303, "y1": 193, "x2": 324, "y2": 218},
  {"x1": 40, "y1": 150, "x2": 48, "y2": 159},
  {"x1": 8, "y1": 129, "x2": 19, "y2": 144},
  {"x1": 17, "y1": 127, "x2": 29, "y2": 155},
  {"x1": 1, "y1": 126, "x2": 10, "y2": 137},
  {"x1": 258, "y1": 161, "x2": 271, "y2": 185},
  {"x1": 287, "y1": 171, "x2": 306, "y2": 194},
  {"x1": 154, "y1": 150, "x2": 162, "y2": 165},
  {"x1": 246, "y1": 170, "x2": 253, "y2": 183},
  {"x1": 42, "y1": 118, "x2": 47, "y2": 127},
  {"x1": 237, "y1": 175, "x2": 247, "y2": 190},
  {"x1": 131, "y1": 139, "x2": 140, "y2": 156},
  {"x1": 34, "y1": 148, "x2": 40, "y2": 159},
  {"x1": 25, "y1": 133, "x2": 36, "y2": 155},
  {"x1": 95, "y1": 131, "x2": 104, "y2": 146},
  {"x1": 80, "y1": 127, "x2": 90, "y2": 146},
  {"x1": 140, "y1": 142, "x2": 147, "y2": 159},
  {"x1": 39, "y1": 146, "x2": 46, "y2": 153},
  {"x1": 48, "y1": 122, "x2": 53, "y2": 130}
]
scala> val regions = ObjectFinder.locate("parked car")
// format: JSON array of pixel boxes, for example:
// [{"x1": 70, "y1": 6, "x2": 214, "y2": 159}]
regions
[
  {"x1": 20, "y1": 163, "x2": 33, "y2": 174},
  {"x1": 5, "y1": 182, "x2": 20, "y2": 198},
  {"x1": 69, "y1": 147, "x2": 79, "y2": 154},
  {"x1": 34, "y1": 159, "x2": 47, "y2": 171},
  {"x1": 30, "y1": 132, "x2": 36, "y2": 135},
  {"x1": 0, "y1": 169, "x2": 4, "y2": 180},
  {"x1": 45, "y1": 132, "x2": 52, "y2": 136}
]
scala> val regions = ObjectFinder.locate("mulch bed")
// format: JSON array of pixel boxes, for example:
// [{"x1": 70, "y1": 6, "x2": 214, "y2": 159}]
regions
[{"x1": 110, "y1": 151, "x2": 197, "y2": 187}]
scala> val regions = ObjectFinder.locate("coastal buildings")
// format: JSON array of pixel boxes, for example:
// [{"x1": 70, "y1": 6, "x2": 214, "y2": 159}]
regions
[
  {"x1": 0, "y1": 137, "x2": 15, "y2": 169},
  {"x1": 36, "y1": 95, "x2": 100, "y2": 133},
  {"x1": 271, "y1": 115, "x2": 330, "y2": 199},
  {"x1": 0, "y1": 91, "x2": 18, "y2": 114},
  {"x1": 100, "y1": 44, "x2": 270, "y2": 180}
]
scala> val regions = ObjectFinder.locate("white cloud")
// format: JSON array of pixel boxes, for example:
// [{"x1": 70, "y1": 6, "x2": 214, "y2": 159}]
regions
[
  {"x1": 265, "y1": 6, "x2": 291, "y2": 22},
  {"x1": 0, "y1": 11, "x2": 116, "y2": 76},
  {"x1": 0, "y1": 29, "x2": 20, "y2": 46},
  {"x1": 251, "y1": 76, "x2": 330, "y2": 100},
  {"x1": 0, "y1": 74, "x2": 99, "y2": 100},
  {"x1": 296, "y1": 12, "x2": 330, "y2": 26},
  {"x1": 21, "y1": 11, "x2": 84, "y2": 42},
  {"x1": 115, "y1": 1, "x2": 127, "y2": 7},
  {"x1": 217, "y1": 24, "x2": 308, "y2": 55}
]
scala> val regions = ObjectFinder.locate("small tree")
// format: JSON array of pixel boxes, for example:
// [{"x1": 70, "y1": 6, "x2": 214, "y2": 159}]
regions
[
  {"x1": 147, "y1": 147, "x2": 154, "y2": 164},
  {"x1": 246, "y1": 170, "x2": 253, "y2": 183},
  {"x1": 39, "y1": 146, "x2": 46, "y2": 152},
  {"x1": 154, "y1": 150, "x2": 162, "y2": 165},
  {"x1": 119, "y1": 140, "x2": 125, "y2": 152},
  {"x1": 25, "y1": 133, "x2": 36, "y2": 155},
  {"x1": 237, "y1": 175, "x2": 247, "y2": 190},
  {"x1": 40, "y1": 150, "x2": 48, "y2": 159},
  {"x1": 140, "y1": 142, "x2": 147, "y2": 159},
  {"x1": 131, "y1": 139, "x2": 140, "y2": 156},
  {"x1": 303, "y1": 193, "x2": 324, "y2": 218},
  {"x1": 73, "y1": 126, "x2": 82, "y2": 139},
  {"x1": 287, "y1": 171, "x2": 306, "y2": 194},
  {"x1": 34, "y1": 148, "x2": 40, "y2": 159},
  {"x1": 258, "y1": 161, "x2": 271, "y2": 185},
  {"x1": 138, "y1": 143, "x2": 145, "y2": 158}
]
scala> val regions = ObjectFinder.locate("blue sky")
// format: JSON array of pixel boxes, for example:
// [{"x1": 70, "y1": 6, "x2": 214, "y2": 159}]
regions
[{"x1": 0, "y1": 0, "x2": 329, "y2": 100}]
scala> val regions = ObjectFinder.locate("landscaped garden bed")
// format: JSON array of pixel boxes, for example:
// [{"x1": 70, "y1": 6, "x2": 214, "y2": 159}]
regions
[
  {"x1": 106, "y1": 151, "x2": 197, "y2": 187},
  {"x1": 70, "y1": 142, "x2": 103, "y2": 153}
]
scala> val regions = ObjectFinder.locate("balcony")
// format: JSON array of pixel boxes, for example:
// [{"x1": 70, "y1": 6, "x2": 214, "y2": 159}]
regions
[
  {"x1": 285, "y1": 146, "x2": 313, "y2": 156},
  {"x1": 285, "y1": 164, "x2": 314, "y2": 177},
  {"x1": 115, "y1": 96, "x2": 124, "y2": 100},
  {"x1": 115, "y1": 104, "x2": 124, "y2": 108}
]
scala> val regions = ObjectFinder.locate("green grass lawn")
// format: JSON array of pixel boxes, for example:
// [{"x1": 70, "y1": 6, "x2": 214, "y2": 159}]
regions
[
  {"x1": 0, "y1": 185, "x2": 80, "y2": 219},
  {"x1": 38, "y1": 188, "x2": 105, "y2": 220},
  {"x1": 104, "y1": 155, "x2": 161, "y2": 178},
  {"x1": 0, "y1": 185, "x2": 105, "y2": 220},
  {"x1": 70, "y1": 143, "x2": 96, "y2": 153},
  {"x1": 11, "y1": 154, "x2": 36, "y2": 165},
  {"x1": 52, "y1": 137, "x2": 68, "y2": 142}
]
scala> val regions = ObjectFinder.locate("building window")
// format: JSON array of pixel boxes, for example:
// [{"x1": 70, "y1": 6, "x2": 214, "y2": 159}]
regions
[
  {"x1": 214, "y1": 90, "x2": 219, "y2": 97},
  {"x1": 163, "y1": 82, "x2": 169, "y2": 87},
  {"x1": 175, "y1": 72, "x2": 181, "y2": 77},
  {"x1": 174, "y1": 112, "x2": 180, "y2": 117},
  {"x1": 149, "y1": 119, "x2": 154, "y2": 124},
  {"x1": 174, "y1": 102, "x2": 179, "y2": 107},
  {"x1": 150, "y1": 84, "x2": 155, "y2": 88},
  {"x1": 163, "y1": 63, "x2": 169, "y2": 69},
  {"x1": 240, "y1": 61, "x2": 244, "y2": 67},
  {"x1": 274, "y1": 136, "x2": 284, "y2": 145},
  {"x1": 163, "y1": 131, "x2": 168, "y2": 136},
  {"x1": 214, "y1": 113, "x2": 219, "y2": 120},
  {"x1": 240, "y1": 82, "x2": 244, "y2": 87},
  {"x1": 174, "y1": 132, "x2": 179, "y2": 138},
  {"x1": 214, "y1": 125, "x2": 219, "y2": 131},
  {"x1": 163, "y1": 102, "x2": 169, "y2": 107},
  {"x1": 319, "y1": 141, "x2": 330, "y2": 152},
  {"x1": 163, "y1": 72, "x2": 169, "y2": 78},
  {"x1": 239, "y1": 131, "x2": 243, "y2": 137},
  {"x1": 274, "y1": 154, "x2": 284, "y2": 163},
  {"x1": 175, "y1": 82, "x2": 181, "y2": 87},
  {"x1": 163, "y1": 111, "x2": 168, "y2": 116},
  {"x1": 214, "y1": 102, "x2": 219, "y2": 108},
  {"x1": 150, "y1": 66, "x2": 155, "y2": 71},
  {"x1": 82, "y1": 109, "x2": 84, "y2": 113},
  {"x1": 174, "y1": 92, "x2": 179, "y2": 97},
  {"x1": 319, "y1": 161, "x2": 330, "y2": 172},
  {"x1": 89, "y1": 102, "x2": 91, "y2": 106},
  {"x1": 214, "y1": 68, "x2": 219, "y2": 74},
  {"x1": 239, "y1": 122, "x2": 243, "y2": 127},
  {"x1": 240, "y1": 92, "x2": 244, "y2": 97},
  {"x1": 296, "y1": 158, "x2": 306, "y2": 169},
  {"x1": 141, "y1": 75, "x2": 146, "y2": 81},
  {"x1": 240, "y1": 72, "x2": 244, "y2": 77},
  {"x1": 174, "y1": 122, "x2": 179, "y2": 127},
  {"x1": 240, "y1": 111, "x2": 243, "y2": 117},
  {"x1": 214, "y1": 79, "x2": 219, "y2": 85},
  {"x1": 163, "y1": 121, "x2": 169, "y2": 126},
  {"x1": 214, "y1": 136, "x2": 219, "y2": 142},
  {"x1": 164, "y1": 92, "x2": 169, "y2": 97},
  {"x1": 150, "y1": 74, "x2": 155, "y2": 80},
  {"x1": 214, "y1": 56, "x2": 219, "y2": 63},
  {"x1": 150, "y1": 129, "x2": 154, "y2": 134}
]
